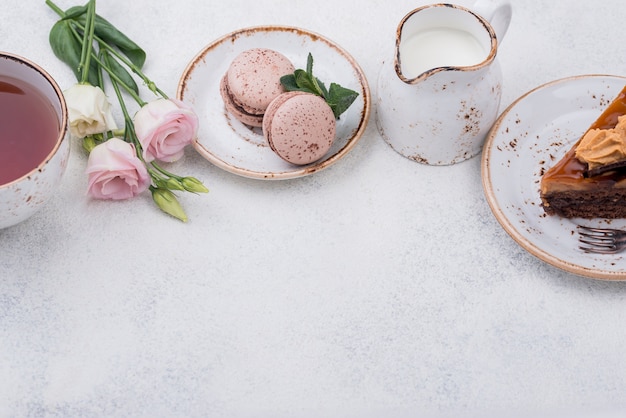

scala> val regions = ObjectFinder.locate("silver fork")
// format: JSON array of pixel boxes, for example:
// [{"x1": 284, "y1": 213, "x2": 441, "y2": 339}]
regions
[{"x1": 577, "y1": 225, "x2": 626, "y2": 254}]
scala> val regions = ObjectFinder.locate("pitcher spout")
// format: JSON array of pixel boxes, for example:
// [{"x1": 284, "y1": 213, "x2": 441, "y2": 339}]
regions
[{"x1": 394, "y1": 4, "x2": 498, "y2": 84}]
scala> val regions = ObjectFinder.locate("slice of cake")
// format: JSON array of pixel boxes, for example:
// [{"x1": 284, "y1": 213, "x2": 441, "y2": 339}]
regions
[{"x1": 540, "y1": 85, "x2": 626, "y2": 218}]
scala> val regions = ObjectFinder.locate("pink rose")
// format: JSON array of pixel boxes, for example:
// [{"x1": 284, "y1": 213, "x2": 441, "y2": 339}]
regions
[
  {"x1": 86, "y1": 138, "x2": 151, "y2": 200},
  {"x1": 133, "y1": 98, "x2": 199, "y2": 163}
]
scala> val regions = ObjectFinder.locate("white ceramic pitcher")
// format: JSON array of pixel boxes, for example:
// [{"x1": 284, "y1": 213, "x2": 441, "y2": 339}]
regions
[{"x1": 376, "y1": 1, "x2": 512, "y2": 165}]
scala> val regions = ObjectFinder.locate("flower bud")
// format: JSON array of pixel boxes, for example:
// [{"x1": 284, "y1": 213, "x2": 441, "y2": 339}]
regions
[
  {"x1": 82, "y1": 136, "x2": 97, "y2": 153},
  {"x1": 165, "y1": 177, "x2": 185, "y2": 191},
  {"x1": 181, "y1": 177, "x2": 209, "y2": 193},
  {"x1": 152, "y1": 178, "x2": 168, "y2": 189},
  {"x1": 151, "y1": 187, "x2": 188, "y2": 222}
]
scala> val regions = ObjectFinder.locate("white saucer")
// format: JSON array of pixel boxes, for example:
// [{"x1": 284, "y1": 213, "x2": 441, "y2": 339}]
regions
[
  {"x1": 177, "y1": 26, "x2": 370, "y2": 180},
  {"x1": 482, "y1": 75, "x2": 626, "y2": 280}
]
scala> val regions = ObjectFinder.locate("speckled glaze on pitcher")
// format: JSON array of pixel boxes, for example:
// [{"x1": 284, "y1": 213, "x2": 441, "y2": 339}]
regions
[{"x1": 376, "y1": 1, "x2": 511, "y2": 165}]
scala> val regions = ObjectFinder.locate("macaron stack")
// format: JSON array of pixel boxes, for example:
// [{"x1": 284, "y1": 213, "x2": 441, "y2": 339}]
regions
[
  {"x1": 220, "y1": 48, "x2": 295, "y2": 128},
  {"x1": 220, "y1": 48, "x2": 337, "y2": 165}
]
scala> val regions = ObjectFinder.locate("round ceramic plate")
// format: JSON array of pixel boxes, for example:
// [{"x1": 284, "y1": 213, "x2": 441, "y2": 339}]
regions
[
  {"x1": 177, "y1": 26, "x2": 370, "y2": 180},
  {"x1": 482, "y1": 75, "x2": 626, "y2": 280}
]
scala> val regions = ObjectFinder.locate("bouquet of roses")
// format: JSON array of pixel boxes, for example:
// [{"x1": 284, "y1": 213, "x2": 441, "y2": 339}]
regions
[{"x1": 46, "y1": 0, "x2": 207, "y2": 222}]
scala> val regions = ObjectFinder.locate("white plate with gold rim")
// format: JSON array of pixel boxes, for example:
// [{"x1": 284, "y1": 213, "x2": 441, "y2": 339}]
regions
[
  {"x1": 177, "y1": 25, "x2": 370, "y2": 180},
  {"x1": 482, "y1": 74, "x2": 626, "y2": 280}
]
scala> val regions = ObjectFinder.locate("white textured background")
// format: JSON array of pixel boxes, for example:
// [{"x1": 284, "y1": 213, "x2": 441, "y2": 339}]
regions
[{"x1": 1, "y1": 1, "x2": 626, "y2": 417}]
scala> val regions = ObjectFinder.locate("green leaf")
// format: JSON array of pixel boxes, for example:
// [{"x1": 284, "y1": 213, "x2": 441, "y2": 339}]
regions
[
  {"x1": 106, "y1": 52, "x2": 139, "y2": 94},
  {"x1": 93, "y1": 14, "x2": 146, "y2": 68},
  {"x1": 49, "y1": 20, "x2": 99, "y2": 86},
  {"x1": 280, "y1": 74, "x2": 300, "y2": 91},
  {"x1": 306, "y1": 53, "x2": 314, "y2": 76},
  {"x1": 49, "y1": 20, "x2": 80, "y2": 77},
  {"x1": 87, "y1": 60, "x2": 102, "y2": 88},
  {"x1": 60, "y1": 4, "x2": 87, "y2": 21},
  {"x1": 304, "y1": 53, "x2": 328, "y2": 97},
  {"x1": 316, "y1": 77, "x2": 329, "y2": 98},
  {"x1": 69, "y1": 6, "x2": 146, "y2": 69},
  {"x1": 280, "y1": 52, "x2": 359, "y2": 119},
  {"x1": 294, "y1": 69, "x2": 320, "y2": 94},
  {"x1": 281, "y1": 72, "x2": 318, "y2": 95},
  {"x1": 327, "y1": 82, "x2": 359, "y2": 119}
]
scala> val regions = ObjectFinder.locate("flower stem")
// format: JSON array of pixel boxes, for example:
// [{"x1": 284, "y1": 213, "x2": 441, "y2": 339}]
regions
[
  {"x1": 150, "y1": 161, "x2": 184, "y2": 181},
  {"x1": 103, "y1": 51, "x2": 144, "y2": 155},
  {"x1": 46, "y1": 0, "x2": 205, "y2": 221},
  {"x1": 94, "y1": 51, "x2": 145, "y2": 105},
  {"x1": 45, "y1": 0, "x2": 64, "y2": 17},
  {"x1": 78, "y1": 0, "x2": 96, "y2": 83},
  {"x1": 45, "y1": 0, "x2": 166, "y2": 102},
  {"x1": 95, "y1": 40, "x2": 169, "y2": 99}
]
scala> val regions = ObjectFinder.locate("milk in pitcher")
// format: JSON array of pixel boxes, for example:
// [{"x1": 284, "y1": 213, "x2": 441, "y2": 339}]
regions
[{"x1": 399, "y1": 28, "x2": 488, "y2": 79}]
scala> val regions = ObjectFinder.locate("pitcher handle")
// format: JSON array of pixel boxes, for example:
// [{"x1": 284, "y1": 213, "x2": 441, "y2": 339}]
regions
[{"x1": 471, "y1": 0, "x2": 512, "y2": 43}]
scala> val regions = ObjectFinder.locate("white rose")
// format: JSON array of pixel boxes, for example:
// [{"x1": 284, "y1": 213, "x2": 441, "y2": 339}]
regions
[{"x1": 64, "y1": 83, "x2": 117, "y2": 138}]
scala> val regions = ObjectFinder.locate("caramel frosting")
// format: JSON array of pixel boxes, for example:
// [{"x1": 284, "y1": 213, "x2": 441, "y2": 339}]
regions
[
  {"x1": 575, "y1": 115, "x2": 626, "y2": 170},
  {"x1": 540, "y1": 85, "x2": 626, "y2": 196}
]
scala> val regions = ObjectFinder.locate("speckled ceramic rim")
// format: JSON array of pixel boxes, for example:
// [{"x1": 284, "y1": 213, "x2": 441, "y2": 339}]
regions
[
  {"x1": 0, "y1": 51, "x2": 68, "y2": 188},
  {"x1": 177, "y1": 25, "x2": 371, "y2": 180},
  {"x1": 481, "y1": 74, "x2": 626, "y2": 281}
]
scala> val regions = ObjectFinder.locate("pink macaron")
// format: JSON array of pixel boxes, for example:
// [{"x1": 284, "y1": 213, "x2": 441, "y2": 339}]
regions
[
  {"x1": 220, "y1": 48, "x2": 295, "y2": 127},
  {"x1": 263, "y1": 91, "x2": 336, "y2": 165}
]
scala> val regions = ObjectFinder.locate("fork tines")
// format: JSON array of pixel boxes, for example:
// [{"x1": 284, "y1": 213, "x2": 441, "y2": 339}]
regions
[{"x1": 577, "y1": 225, "x2": 626, "y2": 254}]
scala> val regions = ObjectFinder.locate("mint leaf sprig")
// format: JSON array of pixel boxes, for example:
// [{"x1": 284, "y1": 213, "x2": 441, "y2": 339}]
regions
[{"x1": 280, "y1": 53, "x2": 359, "y2": 119}]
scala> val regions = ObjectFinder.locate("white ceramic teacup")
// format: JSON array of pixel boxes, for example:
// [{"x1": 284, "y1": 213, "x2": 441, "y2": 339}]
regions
[{"x1": 0, "y1": 52, "x2": 69, "y2": 229}]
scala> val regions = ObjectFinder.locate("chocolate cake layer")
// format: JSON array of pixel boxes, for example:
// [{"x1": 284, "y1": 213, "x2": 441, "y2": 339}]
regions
[{"x1": 541, "y1": 188, "x2": 626, "y2": 218}]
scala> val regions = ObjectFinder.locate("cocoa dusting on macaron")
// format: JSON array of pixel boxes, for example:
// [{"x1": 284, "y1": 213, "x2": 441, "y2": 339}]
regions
[
  {"x1": 220, "y1": 48, "x2": 295, "y2": 127},
  {"x1": 263, "y1": 91, "x2": 336, "y2": 165},
  {"x1": 220, "y1": 50, "x2": 359, "y2": 166}
]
